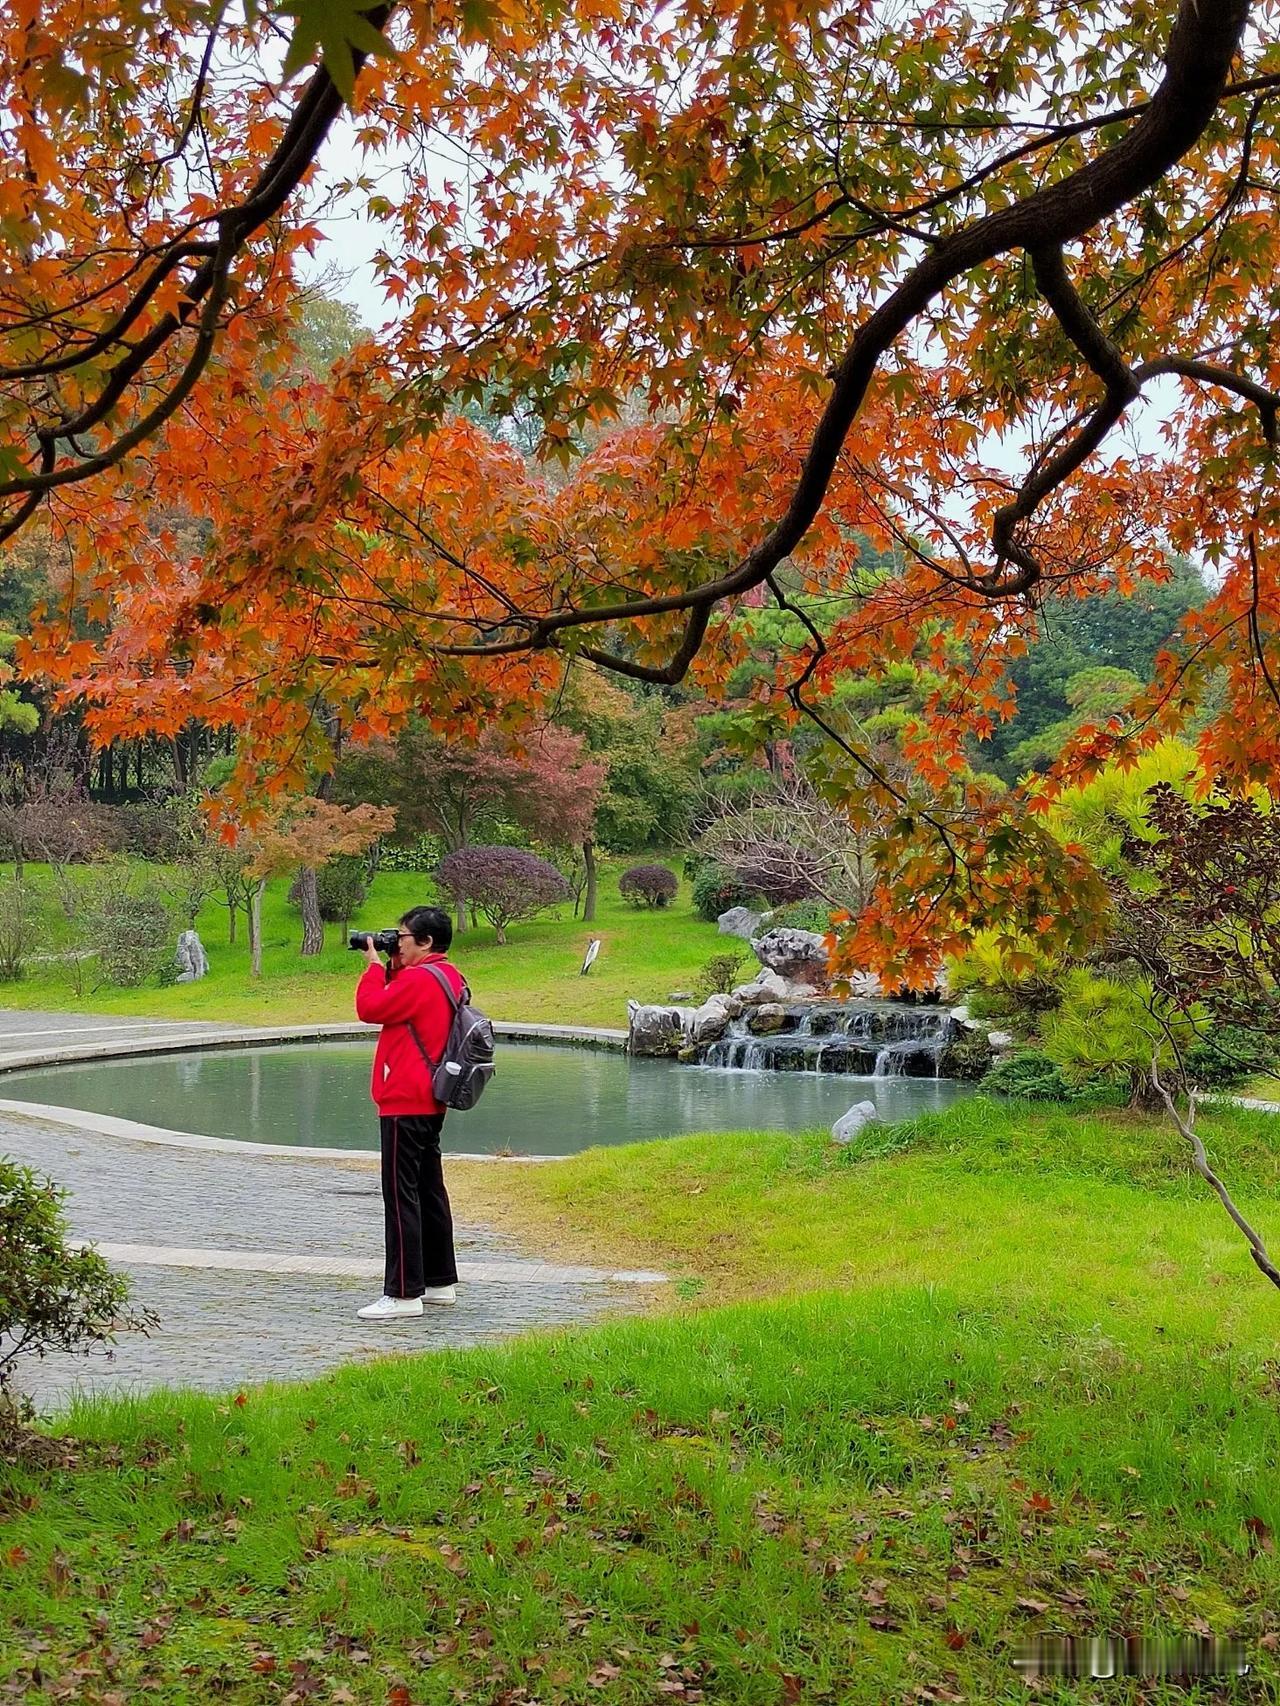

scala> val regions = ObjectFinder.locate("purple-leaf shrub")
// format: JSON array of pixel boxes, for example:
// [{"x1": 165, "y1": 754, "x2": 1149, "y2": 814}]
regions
[
  {"x1": 437, "y1": 846, "x2": 571, "y2": 944},
  {"x1": 618, "y1": 864, "x2": 678, "y2": 909}
]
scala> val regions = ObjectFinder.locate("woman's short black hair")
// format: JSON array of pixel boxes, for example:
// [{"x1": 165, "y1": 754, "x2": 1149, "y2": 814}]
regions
[{"x1": 400, "y1": 905, "x2": 452, "y2": 951}]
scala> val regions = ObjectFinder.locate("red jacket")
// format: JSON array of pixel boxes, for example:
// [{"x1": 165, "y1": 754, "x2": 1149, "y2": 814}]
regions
[{"x1": 356, "y1": 954, "x2": 466, "y2": 1116}]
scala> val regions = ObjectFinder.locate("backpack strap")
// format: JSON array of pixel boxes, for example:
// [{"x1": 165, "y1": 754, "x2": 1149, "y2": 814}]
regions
[
  {"x1": 406, "y1": 963, "x2": 467, "y2": 1075},
  {"x1": 423, "y1": 962, "x2": 468, "y2": 1009}
]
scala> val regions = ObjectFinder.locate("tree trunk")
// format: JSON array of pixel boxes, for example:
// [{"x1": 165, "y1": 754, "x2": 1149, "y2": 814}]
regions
[
  {"x1": 249, "y1": 878, "x2": 266, "y2": 978},
  {"x1": 227, "y1": 901, "x2": 237, "y2": 945},
  {"x1": 297, "y1": 866, "x2": 324, "y2": 956},
  {"x1": 582, "y1": 838, "x2": 598, "y2": 923}
]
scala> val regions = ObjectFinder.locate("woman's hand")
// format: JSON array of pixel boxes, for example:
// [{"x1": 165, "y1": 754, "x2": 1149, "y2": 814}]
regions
[{"x1": 362, "y1": 936, "x2": 381, "y2": 968}]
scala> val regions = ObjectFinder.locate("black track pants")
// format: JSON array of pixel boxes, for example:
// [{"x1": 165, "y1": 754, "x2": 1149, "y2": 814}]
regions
[{"x1": 379, "y1": 1113, "x2": 459, "y2": 1298}]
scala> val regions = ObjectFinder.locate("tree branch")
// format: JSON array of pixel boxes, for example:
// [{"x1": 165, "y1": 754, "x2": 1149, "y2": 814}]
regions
[{"x1": 1151, "y1": 1060, "x2": 1280, "y2": 1291}]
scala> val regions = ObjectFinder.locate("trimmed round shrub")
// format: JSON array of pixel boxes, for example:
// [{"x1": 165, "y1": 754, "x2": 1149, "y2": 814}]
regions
[
  {"x1": 691, "y1": 862, "x2": 757, "y2": 923},
  {"x1": 437, "y1": 845, "x2": 570, "y2": 944},
  {"x1": 980, "y1": 1051, "x2": 1075, "y2": 1102},
  {"x1": 619, "y1": 864, "x2": 678, "y2": 909}
]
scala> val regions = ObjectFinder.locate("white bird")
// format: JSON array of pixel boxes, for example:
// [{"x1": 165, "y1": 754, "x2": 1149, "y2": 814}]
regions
[{"x1": 579, "y1": 937, "x2": 601, "y2": 976}]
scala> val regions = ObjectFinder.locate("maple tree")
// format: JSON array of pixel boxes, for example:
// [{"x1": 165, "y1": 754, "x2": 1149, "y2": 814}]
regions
[
  {"x1": 4, "y1": 0, "x2": 1280, "y2": 985},
  {"x1": 243, "y1": 798, "x2": 394, "y2": 971}
]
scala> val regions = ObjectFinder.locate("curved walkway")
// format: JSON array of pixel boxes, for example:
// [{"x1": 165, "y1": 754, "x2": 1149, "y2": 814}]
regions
[{"x1": 0, "y1": 1012, "x2": 657, "y2": 1411}]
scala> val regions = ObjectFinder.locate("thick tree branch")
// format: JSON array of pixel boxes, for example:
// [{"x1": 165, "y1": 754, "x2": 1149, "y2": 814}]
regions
[{"x1": 423, "y1": 0, "x2": 1252, "y2": 671}]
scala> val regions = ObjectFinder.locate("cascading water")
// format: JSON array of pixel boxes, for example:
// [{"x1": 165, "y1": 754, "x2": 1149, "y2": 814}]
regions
[{"x1": 699, "y1": 1001, "x2": 955, "y2": 1077}]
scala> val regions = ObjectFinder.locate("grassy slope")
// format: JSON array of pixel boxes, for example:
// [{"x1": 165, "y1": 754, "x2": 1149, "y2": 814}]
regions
[
  {"x1": 6, "y1": 1102, "x2": 1280, "y2": 1698},
  {"x1": 0, "y1": 859, "x2": 727, "y2": 1028},
  {"x1": 446, "y1": 1097, "x2": 1280, "y2": 1321}
]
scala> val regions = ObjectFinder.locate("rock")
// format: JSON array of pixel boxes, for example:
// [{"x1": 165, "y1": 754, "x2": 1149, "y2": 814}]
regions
[
  {"x1": 949, "y1": 1004, "x2": 971, "y2": 1025},
  {"x1": 986, "y1": 1030, "x2": 1015, "y2": 1050},
  {"x1": 938, "y1": 1026, "x2": 994, "y2": 1081},
  {"x1": 717, "y1": 906, "x2": 761, "y2": 939},
  {"x1": 747, "y1": 1003, "x2": 789, "y2": 1036},
  {"x1": 668, "y1": 990, "x2": 695, "y2": 1001},
  {"x1": 688, "y1": 995, "x2": 732, "y2": 1045},
  {"x1": 845, "y1": 970, "x2": 882, "y2": 1000},
  {"x1": 627, "y1": 1000, "x2": 694, "y2": 1057},
  {"x1": 175, "y1": 928, "x2": 209, "y2": 983},
  {"x1": 732, "y1": 968, "x2": 790, "y2": 1006},
  {"x1": 832, "y1": 1100, "x2": 879, "y2": 1143},
  {"x1": 750, "y1": 927, "x2": 829, "y2": 992}
]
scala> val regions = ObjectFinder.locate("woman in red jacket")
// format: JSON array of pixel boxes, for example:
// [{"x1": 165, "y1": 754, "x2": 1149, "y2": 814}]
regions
[{"x1": 354, "y1": 906, "x2": 465, "y2": 1321}]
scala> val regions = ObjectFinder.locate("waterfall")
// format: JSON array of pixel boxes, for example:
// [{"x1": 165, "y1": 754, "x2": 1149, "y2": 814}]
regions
[{"x1": 699, "y1": 1001, "x2": 955, "y2": 1076}]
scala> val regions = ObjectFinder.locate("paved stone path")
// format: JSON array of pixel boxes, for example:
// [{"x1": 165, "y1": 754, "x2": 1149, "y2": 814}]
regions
[{"x1": 0, "y1": 1090, "x2": 660, "y2": 1410}]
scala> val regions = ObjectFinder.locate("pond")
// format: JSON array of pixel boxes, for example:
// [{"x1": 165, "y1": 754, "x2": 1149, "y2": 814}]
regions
[{"x1": 0, "y1": 1041, "x2": 973, "y2": 1156}]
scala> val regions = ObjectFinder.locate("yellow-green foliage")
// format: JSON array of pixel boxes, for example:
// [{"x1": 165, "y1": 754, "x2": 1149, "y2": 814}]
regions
[
  {"x1": 946, "y1": 929, "x2": 1057, "y2": 998},
  {"x1": 1043, "y1": 738, "x2": 1200, "y2": 872},
  {"x1": 1040, "y1": 968, "x2": 1199, "y2": 1102}
]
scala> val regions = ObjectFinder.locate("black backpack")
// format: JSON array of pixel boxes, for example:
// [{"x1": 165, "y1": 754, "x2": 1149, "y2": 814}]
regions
[{"x1": 409, "y1": 963, "x2": 496, "y2": 1110}]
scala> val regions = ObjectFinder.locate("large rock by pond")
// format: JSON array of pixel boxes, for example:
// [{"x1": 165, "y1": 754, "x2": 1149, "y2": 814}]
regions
[
  {"x1": 627, "y1": 1000, "x2": 695, "y2": 1057},
  {"x1": 749, "y1": 927, "x2": 830, "y2": 993},
  {"x1": 746, "y1": 1002, "x2": 790, "y2": 1036},
  {"x1": 732, "y1": 968, "x2": 790, "y2": 1006},
  {"x1": 688, "y1": 994, "x2": 736, "y2": 1045}
]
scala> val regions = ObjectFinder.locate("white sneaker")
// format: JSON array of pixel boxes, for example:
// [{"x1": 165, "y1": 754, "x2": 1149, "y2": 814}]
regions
[
  {"x1": 357, "y1": 1294, "x2": 424, "y2": 1321},
  {"x1": 421, "y1": 1284, "x2": 457, "y2": 1306}
]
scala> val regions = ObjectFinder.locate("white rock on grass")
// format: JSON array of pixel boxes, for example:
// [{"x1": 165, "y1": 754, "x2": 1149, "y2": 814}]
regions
[
  {"x1": 832, "y1": 1101, "x2": 879, "y2": 1144},
  {"x1": 717, "y1": 906, "x2": 762, "y2": 939}
]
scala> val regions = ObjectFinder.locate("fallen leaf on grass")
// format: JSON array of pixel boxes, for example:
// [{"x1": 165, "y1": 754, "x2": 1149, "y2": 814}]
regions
[{"x1": 1246, "y1": 1516, "x2": 1274, "y2": 1554}]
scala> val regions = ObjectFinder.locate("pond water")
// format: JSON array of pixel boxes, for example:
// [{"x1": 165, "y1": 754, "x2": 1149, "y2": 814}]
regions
[
  {"x1": 0, "y1": 1037, "x2": 969, "y2": 1160},
  {"x1": 0, "y1": 1041, "x2": 973, "y2": 1156}
]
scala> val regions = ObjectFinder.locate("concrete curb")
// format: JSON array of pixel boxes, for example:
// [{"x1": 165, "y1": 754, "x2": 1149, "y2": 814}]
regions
[{"x1": 0, "y1": 1098, "x2": 575, "y2": 1163}]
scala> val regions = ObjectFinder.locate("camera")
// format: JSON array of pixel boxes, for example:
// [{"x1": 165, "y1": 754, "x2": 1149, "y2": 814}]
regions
[{"x1": 349, "y1": 928, "x2": 400, "y2": 955}]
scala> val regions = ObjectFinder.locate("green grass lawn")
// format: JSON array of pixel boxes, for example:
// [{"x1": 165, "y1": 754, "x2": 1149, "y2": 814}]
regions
[
  {"x1": 446, "y1": 1095, "x2": 1280, "y2": 1337},
  {"x1": 0, "y1": 859, "x2": 728, "y2": 1028},
  {"x1": 8, "y1": 867, "x2": 1280, "y2": 1697},
  {"x1": 7, "y1": 1101, "x2": 1280, "y2": 1698}
]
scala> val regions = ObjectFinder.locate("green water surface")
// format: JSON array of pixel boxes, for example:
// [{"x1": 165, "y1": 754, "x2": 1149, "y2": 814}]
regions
[{"x1": 0, "y1": 1042, "x2": 971, "y2": 1156}]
